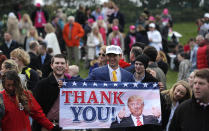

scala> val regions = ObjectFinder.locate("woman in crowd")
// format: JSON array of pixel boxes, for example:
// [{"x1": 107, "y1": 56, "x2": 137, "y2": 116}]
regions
[
  {"x1": 124, "y1": 25, "x2": 136, "y2": 60},
  {"x1": 7, "y1": 12, "x2": 20, "y2": 43},
  {"x1": 18, "y1": 13, "x2": 33, "y2": 46},
  {"x1": 95, "y1": 16, "x2": 107, "y2": 45},
  {"x1": 0, "y1": 70, "x2": 61, "y2": 131},
  {"x1": 107, "y1": 18, "x2": 123, "y2": 35},
  {"x1": 156, "y1": 51, "x2": 169, "y2": 75},
  {"x1": 10, "y1": 48, "x2": 39, "y2": 91},
  {"x1": 43, "y1": 23, "x2": 61, "y2": 56},
  {"x1": 107, "y1": 25, "x2": 124, "y2": 50},
  {"x1": 0, "y1": 59, "x2": 27, "y2": 91},
  {"x1": 24, "y1": 27, "x2": 39, "y2": 51},
  {"x1": 89, "y1": 45, "x2": 107, "y2": 74},
  {"x1": 161, "y1": 80, "x2": 192, "y2": 131},
  {"x1": 147, "y1": 23, "x2": 162, "y2": 51},
  {"x1": 87, "y1": 25, "x2": 104, "y2": 62},
  {"x1": 187, "y1": 70, "x2": 197, "y2": 88},
  {"x1": 161, "y1": 8, "x2": 172, "y2": 27}
]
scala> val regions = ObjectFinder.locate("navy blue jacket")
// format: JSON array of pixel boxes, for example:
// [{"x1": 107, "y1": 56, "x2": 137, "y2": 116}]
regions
[{"x1": 86, "y1": 65, "x2": 134, "y2": 82}]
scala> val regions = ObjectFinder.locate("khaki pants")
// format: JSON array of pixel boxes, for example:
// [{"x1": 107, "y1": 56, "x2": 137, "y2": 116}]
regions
[{"x1": 66, "y1": 46, "x2": 79, "y2": 65}]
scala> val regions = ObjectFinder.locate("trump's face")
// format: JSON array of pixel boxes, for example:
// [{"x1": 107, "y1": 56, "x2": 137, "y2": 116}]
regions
[{"x1": 128, "y1": 99, "x2": 144, "y2": 117}]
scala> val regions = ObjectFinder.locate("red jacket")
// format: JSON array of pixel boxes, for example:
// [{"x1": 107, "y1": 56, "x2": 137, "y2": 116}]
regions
[
  {"x1": 119, "y1": 59, "x2": 131, "y2": 68},
  {"x1": 0, "y1": 90, "x2": 54, "y2": 131},
  {"x1": 63, "y1": 22, "x2": 84, "y2": 47},
  {"x1": 197, "y1": 44, "x2": 209, "y2": 69}
]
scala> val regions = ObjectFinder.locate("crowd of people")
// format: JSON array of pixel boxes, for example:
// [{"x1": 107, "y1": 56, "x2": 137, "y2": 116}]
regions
[{"x1": 0, "y1": 1, "x2": 208, "y2": 131}]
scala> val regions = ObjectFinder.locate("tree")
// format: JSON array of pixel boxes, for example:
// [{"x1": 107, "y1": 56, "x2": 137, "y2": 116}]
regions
[{"x1": 0, "y1": 0, "x2": 34, "y2": 16}]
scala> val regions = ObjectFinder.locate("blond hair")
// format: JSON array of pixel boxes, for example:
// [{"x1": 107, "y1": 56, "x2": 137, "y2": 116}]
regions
[
  {"x1": 127, "y1": 95, "x2": 144, "y2": 105},
  {"x1": 100, "y1": 45, "x2": 106, "y2": 54},
  {"x1": 10, "y1": 48, "x2": 30, "y2": 66},
  {"x1": 162, "y1": 80, "x2": 192, "y2": 103},
  {"x1": 157, "y1": 51, "x2": 167, "y2": 63},
  {"x1": 2, "y1": 59, "x2": 19, "y2": 73},
  {"x1": 28, "y1": 26, "x2": 39, "y2": 40},
  {"x1": 44, "y1": 23, "x2": 55, "y2": 33},
  {"x1": 69, "y1": 65, "x2": 79, "y2": 76},
  {"x1": 22, "y1": 13, "x2": 33, "y2": 25}
]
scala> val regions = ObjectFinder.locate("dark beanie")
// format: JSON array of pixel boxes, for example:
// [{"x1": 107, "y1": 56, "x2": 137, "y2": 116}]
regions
[{"x1": 135, "y1": 54, "x2": 150, "y2": 68}]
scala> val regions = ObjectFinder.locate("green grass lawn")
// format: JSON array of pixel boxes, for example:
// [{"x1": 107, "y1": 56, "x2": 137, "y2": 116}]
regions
[
  {"x1": 166, "y1": 22, "x2": 197, "y2": 89},
  {"x1": 79, "y1": 22, "x2": 197, "y2": 89},
  {"x1": 173, "y1": 22, "x2": 197, "y2": 45}
]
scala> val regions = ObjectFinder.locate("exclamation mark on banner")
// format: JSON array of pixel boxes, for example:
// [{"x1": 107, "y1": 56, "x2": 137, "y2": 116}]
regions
[{"x1": 111, "y1": 107, "x2": 115, "y2": 121}]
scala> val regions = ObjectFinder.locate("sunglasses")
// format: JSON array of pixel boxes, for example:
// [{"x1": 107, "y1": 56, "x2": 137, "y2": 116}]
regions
[{"x1": 99, "y1": 53, "x2": 106, "y2": 57}]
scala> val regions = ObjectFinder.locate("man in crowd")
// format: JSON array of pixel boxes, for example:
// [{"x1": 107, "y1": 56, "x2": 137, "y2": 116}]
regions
[
  {"x1": 125, "y1": 46, "x2": 142, "y2": 73},
  {"x1": 28, "y1": 41, "x2": 39, "y2": 71},
  {"x1": 37, "y1": 41, "x2": 52, "y2": 78},
  {"x1": 134, "y1": 54, "x2": 158, "y2": 83},
  {"x1": 111, "y1": 95, "x2": 159, "y2": 128},
  {"x1": 190, "y1": 35, "x2": 204, "y2": 72},
  {"x1": 86, "y1": 45, "x2": 134, "y2": 82},
  {"x1": 108, "y1": 6, "x2": 125, "y2": 32},
  {"x1": 143, "y1": 46, "x2": 166, "y2": 90},
  {"x1": 52, "y1": 16, "x2": 66, "y2": 54},
  {"x1": 196, "y1": 33, "x2": 209, "y2": 69},
  {"x1": 32, "y1": 54, "x2": 67, "y2": 131},
  {"x1": 169, "y1": 68, "x2": 209, "y2": 131},
  {"x1": 63, "y1": 16, "x2": 84, "y2": 64},
  {"x1": 31, "y1": 3, "x2": 48, "y2": 37},
  {"x1": 0, "y1": 32, "x2": 19, "y2": 58}
]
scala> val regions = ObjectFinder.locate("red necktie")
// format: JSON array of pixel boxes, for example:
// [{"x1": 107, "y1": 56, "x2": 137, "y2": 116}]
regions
[{"x1": 136, "y1": 117, "x2": 143, "y2": 126}]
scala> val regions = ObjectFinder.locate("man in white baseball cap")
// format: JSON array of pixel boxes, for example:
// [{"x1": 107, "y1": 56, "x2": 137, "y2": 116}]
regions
[{"x1": 86, "y1": 45, "x2": 134, "y2": 82}]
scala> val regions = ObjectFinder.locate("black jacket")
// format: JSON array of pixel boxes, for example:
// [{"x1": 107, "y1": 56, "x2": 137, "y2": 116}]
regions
[
  {"x1": 141, "y1": 71, "x2": 159, "y2": 83},
  {"x1": 32, "y1": 73, "x2": 59, "y2": 131},
  {"x1": 21, "y1": 66, "x2": 39, "y2": 91},
  {"x1": 0, "y1": 40, "x2": 19, "y2": 58},
  {"x1": 136, "y1": 31, "x2": 149, "y2": 48},
  {"x1": 111, "y1": 115, "x2": 159, "y2": 128},
  {"x1": 108, "y1": 11, "x2": 125, "y2": 32},
  {"x1": 37, "y1": 53, "x2": 52, "y2": 78},
  {"x1": 124, "y1": 32, "x2": 136, "y2": 55},
  {"x1": 169, "y1": 97, "x2": 209, "y2": 131},
  {"x1": 28, "y1": 52, "x2": 39, "y2": 70}
]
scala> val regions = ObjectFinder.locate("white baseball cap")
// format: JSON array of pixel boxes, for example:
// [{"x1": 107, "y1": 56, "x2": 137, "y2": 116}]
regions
[
  {"x1": 149, "y1": 23, "x2": 156, "y2": 28},
  {"x1": 106, "y1": 45, "x2": 122, "y2": 55},
  {"x1": 204, "y1": 13, "x2": 209, "y2": 18}
]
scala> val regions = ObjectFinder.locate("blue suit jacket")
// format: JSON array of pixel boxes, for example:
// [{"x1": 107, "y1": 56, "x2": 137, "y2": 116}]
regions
[{"x1": 85, "y1": 65, "x2": 135, "y2": 82}]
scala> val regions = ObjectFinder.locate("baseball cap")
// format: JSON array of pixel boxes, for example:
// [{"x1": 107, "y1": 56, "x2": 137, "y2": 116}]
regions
[
  {"x1": 149, "y1": 23, "x2": 156, "y2": 28},
  {"x1": 98, "y1": 16, "x2": 103, "y2": 20},
  {"x1": 87, "y1": 18, "x2": 94, "y2": 23},
  {"x1": 112, "y1": 25, "x2": 119, "y2": 31},
  {"x1": 204, "y1": 13, "x2": 209, "y2": 18},
  {"x1": 106, "y1": 45, "x2": 122, "y2": 55},
  {"x1": 163, "y1": 8, "x2": 169, "y2": 15},
  {"x1": 129, "y1": 25, "x2": 135, "y2": 30},
  {"x1": 36, "y1": 3, "x2": 41, "y2": 7}
]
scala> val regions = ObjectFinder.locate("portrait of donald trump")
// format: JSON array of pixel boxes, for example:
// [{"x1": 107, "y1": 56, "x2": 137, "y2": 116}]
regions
[{"x1": 110, "y1": 95, "x2": 160, "y2": 128}]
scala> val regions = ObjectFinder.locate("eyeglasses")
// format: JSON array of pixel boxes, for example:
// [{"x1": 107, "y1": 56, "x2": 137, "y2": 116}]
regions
[{"x1": 99, "y1": 53, "x2": 106, "y2": 57}]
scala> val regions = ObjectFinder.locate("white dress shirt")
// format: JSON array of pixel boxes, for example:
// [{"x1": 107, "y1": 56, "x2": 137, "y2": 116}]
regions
[{"x1": 108, "y1": 64, "x2": 121, "y2": 82}]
